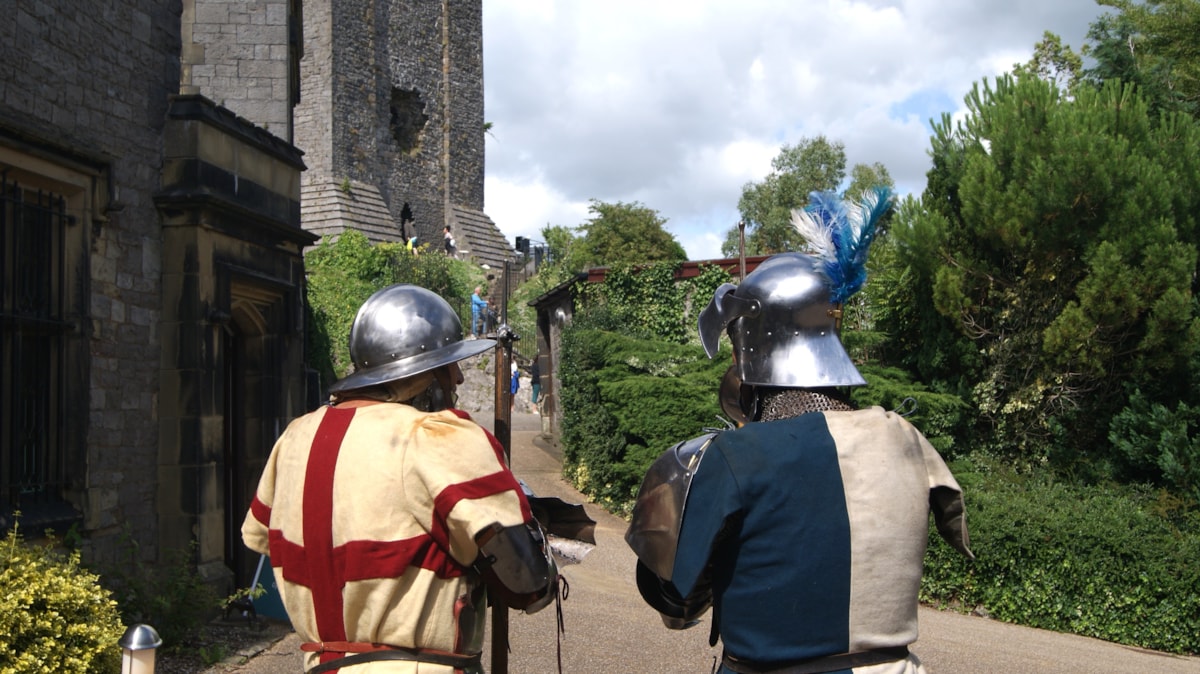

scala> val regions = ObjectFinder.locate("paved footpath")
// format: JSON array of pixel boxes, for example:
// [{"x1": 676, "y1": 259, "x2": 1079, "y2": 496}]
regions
[{"x1": 216, "y1": 411, "x2": 1200, "y2": 673}]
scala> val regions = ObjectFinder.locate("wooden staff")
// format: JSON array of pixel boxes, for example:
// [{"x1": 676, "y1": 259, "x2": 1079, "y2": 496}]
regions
[{"x1": 490, "y1": 261, "x2": 514, "y2": 674}]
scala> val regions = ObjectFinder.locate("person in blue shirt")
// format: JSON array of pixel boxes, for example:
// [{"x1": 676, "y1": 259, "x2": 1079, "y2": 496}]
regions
[
  {"x1": 510, "y1": 362, "x2": 520, "y2": 410},
  {"x1": 470, "y1": 287, "x2": 488, "y2": 337}
]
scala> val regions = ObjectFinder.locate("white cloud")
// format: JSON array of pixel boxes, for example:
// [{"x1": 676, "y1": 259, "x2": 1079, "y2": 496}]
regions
[{"x1": 483, "y1": 0, "x2": 1107, "y2": 260}]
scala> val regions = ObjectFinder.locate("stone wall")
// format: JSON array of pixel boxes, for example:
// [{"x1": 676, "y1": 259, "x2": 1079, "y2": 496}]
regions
[
  {"x1": 295, "y1": 0, "x2": 490, "y2": 248},
  {"x1": 445, "y1": 0, "x2": 485, "y2": 211},
  {"x1": 0, "y1": 0, "x2": 183, "y2": 565},
  {"x1": 181, "y1": 0, "x2": 296, "y2": 141},
  {"x1": 3, "y1": 1, "x2": 312, "y2": 589}
]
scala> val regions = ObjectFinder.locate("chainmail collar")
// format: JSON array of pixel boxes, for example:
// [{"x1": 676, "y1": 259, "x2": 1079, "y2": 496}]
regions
[{"x1": 757, "y1": 388, "x2": 854, "y2": 422}]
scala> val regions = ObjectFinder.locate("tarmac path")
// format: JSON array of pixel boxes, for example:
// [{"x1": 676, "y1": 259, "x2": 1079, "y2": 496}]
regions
[{"x1": 220, "y1": 410, "x2": 1200, "y2": 673}]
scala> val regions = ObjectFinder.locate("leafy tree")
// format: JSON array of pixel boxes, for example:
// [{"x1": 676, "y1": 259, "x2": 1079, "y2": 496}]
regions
[
  {"x1": 1085, "y1": 0, "x2": 1200, "y2": 117},
  {"x1": 1015, "y1": 31, "x2": 1084, "y2": 92},
  {"x1": 886, "y1": 72, "x2": 1200, "y2": 474},
  {"x1": 845, "y1": 162, "x2": 894, "y2": 205},
  {"x1": 724, "y1": 136, "x2": 847, "y2": 256},
  {"x1": 722, "y1": 139, "x2": 897, "y2": 258},
  {"x1": 574, "y1": 200, "x2": 687, "y2": 269},
  {"x1": 516, "y1": 224, "x2": 588, "y2": 297}
]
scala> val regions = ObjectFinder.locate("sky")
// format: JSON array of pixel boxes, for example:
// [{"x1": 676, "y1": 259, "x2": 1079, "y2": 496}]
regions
[{"x1": 481, "y1": 0, "x2": 1111, "y2": 261}]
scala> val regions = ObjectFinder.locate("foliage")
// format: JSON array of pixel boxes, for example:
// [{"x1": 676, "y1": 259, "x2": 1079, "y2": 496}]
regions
[
  {"x1": 1110, "y1": 387, "x2": 1200, "y2": 502},
  {"x1": 723, "y1": 137, "x2": 898, "y2": 257},
  {"x1": 845, "y1": 163, "x2": 895, "y2": 207},
  {"x1": 852, "y1": 365, "x2": 973, "y2": 456},
  {"x1": 558, "y1": 324, "x2": 729, "y2": 514},
  {"x1": 1087, "y1": 0, "x2": 1200, "y2": 117},
  {"x1": 531, "y1": 224, "x2": 586, "y2": 291},
  {"x1": 97, "y1": 533, "x2": 221, "y2": 651},
  {"x1": 886, "y1": 72, "x2": 1200, "y2": 472},
  {"x1": 577, "y1": 261, "x2": 733, "y2": 345},
  {"x1": 573, "y1": 200, "x2": 687, "y2": 270},
  {"x1": 557, "y1": 262, "x2": 733, "y2": 511},
  {"x1": 921, "y1": 458, "x2": 1200, "y2": 655},
  {"x1": 220, "y1": 584, "x2": 266, "y2": 613},
  {"x1": 1014, "y1": 31, "x2": 1084, "y2": 92},
  {"x1": 0, "y1": 522, "x2": 124, "y2": 673},
  {"x1": 305, "y1": 230, "x2": 480, "y2": 387},
  {"x1": 726, "y1": 136, "x2": 847, "y2": 256}
]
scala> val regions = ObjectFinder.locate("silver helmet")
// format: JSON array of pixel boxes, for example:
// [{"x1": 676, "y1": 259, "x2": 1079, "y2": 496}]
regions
[
  {"x1": 329, "y1": 284, "x2": 495, "y2": 394},
  {"x1": 698, "y1": 252, "x2": 865, "y2": 388}
]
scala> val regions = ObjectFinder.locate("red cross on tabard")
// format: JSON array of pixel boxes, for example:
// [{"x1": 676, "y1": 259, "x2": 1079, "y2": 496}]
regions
[{"x1": 254, "y1": 406, "x2": 526, "y2": 665}]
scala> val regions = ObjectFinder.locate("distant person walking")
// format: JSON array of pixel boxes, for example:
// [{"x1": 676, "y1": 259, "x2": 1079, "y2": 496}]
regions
[
  {"x1": 470, "y1": 287, "x2": 487, "y2": 337},
  {"x1": 443, "y1": 226, "x2": 457, "y2": 257},
  {"x1": 530, "y1": 357, "x2": 541, "y2": 408},
  {"x1": 510, "y1": 362, "x2": 520, "y2": 411}
]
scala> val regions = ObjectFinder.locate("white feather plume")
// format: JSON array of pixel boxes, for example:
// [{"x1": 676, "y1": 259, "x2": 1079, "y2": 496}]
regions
[{"x1": 790, "y1": 208, "x2": 835, "y2": 260}]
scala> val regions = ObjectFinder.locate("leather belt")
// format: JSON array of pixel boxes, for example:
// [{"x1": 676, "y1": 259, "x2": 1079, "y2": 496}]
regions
[
  {"x1": 302, "y1": 641, "x2": 482, "y2": 673},
  {"x1": 721, "y1": 646, "x2": 909, "y2": 674}
]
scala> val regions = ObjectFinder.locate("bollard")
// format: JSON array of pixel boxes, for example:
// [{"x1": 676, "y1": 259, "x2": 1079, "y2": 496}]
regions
[{"x1": 119, "y1": 624, "x2": 163, "y2": 674}]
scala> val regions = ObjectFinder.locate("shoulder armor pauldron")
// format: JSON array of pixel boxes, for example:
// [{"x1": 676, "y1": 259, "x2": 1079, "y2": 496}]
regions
[{"x1": 624, "y1": 431, "x2": 719, "y2": 581}]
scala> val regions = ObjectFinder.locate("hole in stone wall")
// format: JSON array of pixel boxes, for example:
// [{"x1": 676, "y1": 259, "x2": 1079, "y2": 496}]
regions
[{"x1": 389, "y1": 87, "x2": 428, "y2": 153}]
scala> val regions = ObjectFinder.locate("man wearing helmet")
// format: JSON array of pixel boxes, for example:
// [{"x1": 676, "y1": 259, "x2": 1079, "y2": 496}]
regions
[
  {"x1": 243, "y1": 284, "x2": 557, "y2": 673},
  {"x1": 626, "y1": 190, "x2": 973, "y2": 674}
]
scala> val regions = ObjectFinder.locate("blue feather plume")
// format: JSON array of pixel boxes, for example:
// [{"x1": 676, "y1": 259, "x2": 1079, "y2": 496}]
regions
[{"x1": 792, "y1": 186, "x2": 893, "y2": 303}]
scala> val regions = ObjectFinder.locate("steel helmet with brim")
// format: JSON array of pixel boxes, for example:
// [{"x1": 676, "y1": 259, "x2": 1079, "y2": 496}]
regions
[{"x1": 328, "y1": 284, "x2": 495, "y2": 394}]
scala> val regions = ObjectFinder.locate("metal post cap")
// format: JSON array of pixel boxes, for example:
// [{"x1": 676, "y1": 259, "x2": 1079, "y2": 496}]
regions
[{"x1": 119, "y1": 624, "x2": 163, "y2": 650}]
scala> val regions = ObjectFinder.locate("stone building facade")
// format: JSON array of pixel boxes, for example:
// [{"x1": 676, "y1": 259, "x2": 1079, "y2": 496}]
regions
[
  {"x1": 2, "y1": 0, "x2": 510, "y2": 594},
  {"x1": 1, "y1": 0, "x2": 312, "y2": 593}
]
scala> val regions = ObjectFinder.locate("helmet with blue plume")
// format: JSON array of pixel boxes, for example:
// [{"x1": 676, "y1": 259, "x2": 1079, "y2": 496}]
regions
[{"x1": 698, "y1": 186, "x2": 894, "y2": 389}]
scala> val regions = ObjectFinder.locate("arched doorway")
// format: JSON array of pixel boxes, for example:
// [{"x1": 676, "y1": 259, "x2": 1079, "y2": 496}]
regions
[{"x1": 222, "y1": 291, "x2": 276, "y2": 588}]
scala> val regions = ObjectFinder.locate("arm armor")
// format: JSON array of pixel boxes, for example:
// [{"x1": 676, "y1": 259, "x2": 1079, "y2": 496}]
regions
[
  {"x1": 635, "y1": 560, "x2": 712, "y2": 630},
  {"x1": 474, "y1": 522, "x2": 559, "y2": 614}
]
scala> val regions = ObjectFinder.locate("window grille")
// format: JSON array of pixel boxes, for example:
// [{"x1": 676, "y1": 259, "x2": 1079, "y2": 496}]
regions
[{"x1": 0, "y1": 171, "x2": 70, "y2": 514}]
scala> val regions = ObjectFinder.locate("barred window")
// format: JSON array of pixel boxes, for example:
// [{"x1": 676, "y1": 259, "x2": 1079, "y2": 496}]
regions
[{"x1": 0, "y1": 154, "x2": 90, "y2": 533}]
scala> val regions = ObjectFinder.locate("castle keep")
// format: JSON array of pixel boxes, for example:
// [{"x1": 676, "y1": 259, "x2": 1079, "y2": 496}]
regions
[{"x1": 296, "y1": 0, "x2": 513, "y2": 268}]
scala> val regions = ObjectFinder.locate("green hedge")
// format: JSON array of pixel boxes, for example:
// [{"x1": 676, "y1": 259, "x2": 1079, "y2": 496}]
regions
[
  {"x1": 559, "y1": 326, "x2": 728, "y2": 515},
  {"x1": 853, "y1": 364, "x2": 973, "y2": 457},
  {"x1": 922, "y1": 457, "x2": 1200, "y2": 654}
]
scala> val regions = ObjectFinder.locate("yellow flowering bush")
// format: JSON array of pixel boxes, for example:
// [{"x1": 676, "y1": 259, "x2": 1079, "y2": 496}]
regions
[{"x1": 0, "y1": 525, "x2": 123, "y2": 673}]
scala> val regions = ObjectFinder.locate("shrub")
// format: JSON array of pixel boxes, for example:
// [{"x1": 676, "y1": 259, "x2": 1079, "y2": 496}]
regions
[
  {"x1": 853, "y1": 364, "x2": 972, "y2": 457},
  {"x1": 921, "y1": 457, "x2": 1200, "y2": 655},
  {"x1": 99, "y1": 538, "x2": 221, "y2": 651},
  {"x1": 559, "y1": 322, "x2": 728, "y2": 514},
  {"x1": 1109, "y1": 388, "x2": 1200, "y2": 503},
  {"x1": 305, "y1": 230, "x2": 482, "y2": 388},
  {"x1": 0, "y1": 523, "x2": 124, "y2": 673}
]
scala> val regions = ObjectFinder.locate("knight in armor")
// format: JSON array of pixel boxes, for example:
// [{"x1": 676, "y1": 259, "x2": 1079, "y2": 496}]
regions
[
  {"x1": 243, "y1": 284, "x2": 557, "y2": 673},
  {"x1": 626, "y1": 189, "x2": 973, "y2": 674}
]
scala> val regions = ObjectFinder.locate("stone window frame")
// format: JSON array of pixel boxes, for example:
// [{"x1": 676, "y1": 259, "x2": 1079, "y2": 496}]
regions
[{"x1": 0, "y1": 142, "x2": 103, "y2": 534}]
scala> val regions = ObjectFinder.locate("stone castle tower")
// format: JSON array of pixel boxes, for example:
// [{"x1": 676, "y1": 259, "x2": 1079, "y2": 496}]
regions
[{"x1": 295, "y1": 0, "x2": 514, "y2": 269}]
